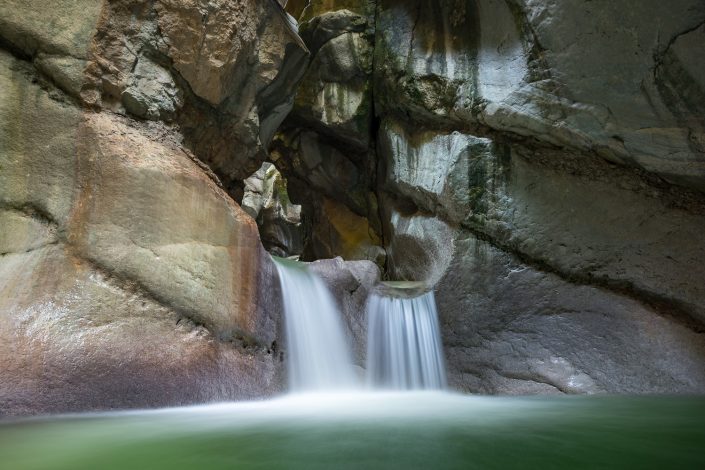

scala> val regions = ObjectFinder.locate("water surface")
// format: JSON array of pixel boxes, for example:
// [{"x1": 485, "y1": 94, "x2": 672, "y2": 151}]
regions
[{"x1": 2, "y1": 392, "x2": 704, "y2": 469}]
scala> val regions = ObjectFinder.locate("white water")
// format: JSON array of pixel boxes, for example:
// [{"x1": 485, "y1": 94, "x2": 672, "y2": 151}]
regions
[
  {"x1": 366, "y1": 290, "x2": 447, "y2": 390},
  {"x1": 273, "y1": 258, "x2": 359, "y2": 391}
]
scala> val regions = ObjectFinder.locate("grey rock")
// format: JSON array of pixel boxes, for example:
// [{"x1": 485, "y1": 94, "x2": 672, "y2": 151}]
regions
[
  {"x1": 382, "y1": 197, "x2": 458, "y2": 287},
  {"x1": 33, "y1": 54, "x2": 89, "y2": 99},
  {"x1": 0, "y1": 2, "x2": 299, "y2": 414},
  {"x1": 242, "y1": 162, "x2": 304, "y2": 257},
  {"x1": 374, "y1": 0, "x2": 705, "y2": 191},
  {"x1": 293, "y1": 29, "x2": 372, "y2": 147},
  {"x1": 121, "y1": 57, "x2": 183, "y2": 121},
  {"x1": 438, "y1": 233, "x2": 705, "y2": 394},
  {"x1": 0, "y1": 0, "x2": 103, "y2": 58},
  {"x1": 379, "y1": 120, "x2": 497, "y2": 224}
]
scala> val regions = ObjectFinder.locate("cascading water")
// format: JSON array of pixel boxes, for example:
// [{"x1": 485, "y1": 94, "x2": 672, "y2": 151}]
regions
[
  {"x1": 7, "y1": 266, "x2": 704, "y2": 470},
  {"x1": 272, "y1": 257, "x2": 359, "y2": 391},
  {"x1": 366, "y1": 283, "x2": 447, "y2": 390}
]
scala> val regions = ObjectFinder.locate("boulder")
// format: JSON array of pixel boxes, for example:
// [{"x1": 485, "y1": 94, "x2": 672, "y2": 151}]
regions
[
  {"x1": 438, "y1": 233, "x2": 705, "y2": 394},
  {"x1": 0, "y1": 0, "x2": 308, "y2": 415}
]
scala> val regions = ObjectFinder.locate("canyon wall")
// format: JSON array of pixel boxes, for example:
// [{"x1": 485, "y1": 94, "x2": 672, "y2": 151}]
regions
[
  {"x1": 283, "y1": 0, "x2": 705, "y2": 393},
  {"x1": 1, "y1": 0, "x2": 704, "y2": 415},
  {"x1": 0, "y1": 0, "x2": 310, "y2": 415}
]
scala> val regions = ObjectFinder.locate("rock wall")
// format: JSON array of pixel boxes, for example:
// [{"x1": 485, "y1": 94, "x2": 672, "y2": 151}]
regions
[
  {"x1": 282, "y1": 0, "x2": 705, "y2": 394},
  {"x1": 0, "y1": 0, "x2": 310, "y2": 415},
  {"x1": 2, "y1": 0, "x2": 704, "y2": 411}
]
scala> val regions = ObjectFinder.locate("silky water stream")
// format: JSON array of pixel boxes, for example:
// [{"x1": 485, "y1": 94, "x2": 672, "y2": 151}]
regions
[{"x1": 2, "y1": 259, "x2": 704, "y2": 469}]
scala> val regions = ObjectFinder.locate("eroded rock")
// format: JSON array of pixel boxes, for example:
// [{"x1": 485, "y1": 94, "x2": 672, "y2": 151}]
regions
[
  {"x1": 0, "y1": 0, "x2": 308, "y2": 414},
  {"x1": 242, "y1": 162, "x2": 304, "y2": 258}
]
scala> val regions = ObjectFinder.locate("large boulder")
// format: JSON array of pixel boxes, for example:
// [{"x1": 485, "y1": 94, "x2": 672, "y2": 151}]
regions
[{"x1": 0, "y1": 0, "x2": 309, "y2": 415}]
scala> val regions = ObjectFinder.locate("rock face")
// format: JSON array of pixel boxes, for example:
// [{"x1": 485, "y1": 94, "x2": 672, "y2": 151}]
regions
[
  {"x1": 2, "y1": 0, "x2": 705, "y2": 410},
  {"x1": 271, "y1": 0, "x2": 384, "y2": 265},
  {"x1": 242, "y1": 162, "x2": 304, "y2": 257},
  {"x1": 280, "y1": 0, "x2": 705, "y2": 394},
  {"x1": 374, "y1": 0, "x2": 705, "y2": 191},
  {"x1": 0, "y1": 0, "x2": 310, "y2": 415}
]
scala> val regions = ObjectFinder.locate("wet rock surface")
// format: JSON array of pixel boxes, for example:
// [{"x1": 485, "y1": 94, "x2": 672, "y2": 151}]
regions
[
  {"x1": 242, "y1": 162, "x2": 304, "y2": 257},
  {"x1": 271, "y1": 0, "x2": 383, "y2": 264},
  {"x1": 308, "y1": 257, "x2": 381, "y2": 365},
  {"x1": 279, "y1": 0, "x2": 705, "y2": 394},
  {"x1": 0, "y1": 0, "x2": 309, "y2": 415},
  {"x1": 2, "y1": 0, "x2": 705, "y2": 407}
]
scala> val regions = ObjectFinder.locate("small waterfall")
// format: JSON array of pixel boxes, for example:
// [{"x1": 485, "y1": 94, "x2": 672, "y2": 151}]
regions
[
  {"x1": 273, "y1": 257, "x2": 359, "y2": 392},
  {"x1": 366, "y1": 283, "x2": 447, "y2": 390}
]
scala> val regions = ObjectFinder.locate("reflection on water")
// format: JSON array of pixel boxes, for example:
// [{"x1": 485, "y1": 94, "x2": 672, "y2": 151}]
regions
[{"x1": 1, "y1": 392, "x2": 704, "y2": 469}]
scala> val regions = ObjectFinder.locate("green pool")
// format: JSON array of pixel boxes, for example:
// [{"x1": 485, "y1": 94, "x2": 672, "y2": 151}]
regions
[{"x1": 2, "y1": 392, "x2": 704, "y2": 469}]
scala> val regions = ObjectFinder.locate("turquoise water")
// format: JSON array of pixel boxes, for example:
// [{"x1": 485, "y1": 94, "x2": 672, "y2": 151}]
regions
[{"x1": 1, "y1": 392, "x2": 704, "y2": 470}]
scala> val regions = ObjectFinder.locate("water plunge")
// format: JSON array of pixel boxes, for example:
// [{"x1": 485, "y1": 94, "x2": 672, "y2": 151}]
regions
[
  {"x1": 273, "y1": 257, "x2": 359, "y2": 391},
  {"x1": 275, "y1": 258, "x2": 446, "y2": 392},
  {"x1": 366, "y1": 283, "x2": 447, "y2": 390}
]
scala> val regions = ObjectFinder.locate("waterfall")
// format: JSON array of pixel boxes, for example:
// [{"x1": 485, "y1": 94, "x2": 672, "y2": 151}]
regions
[
  {"x1": 366, "y1": 284, "x2": 447, "y2": 390},
  {"x1": 273, "y1": 257, "x2": 359, "y2": 392}
]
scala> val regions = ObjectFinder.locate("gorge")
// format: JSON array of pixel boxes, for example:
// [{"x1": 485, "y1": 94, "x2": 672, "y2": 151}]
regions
[{"x1": 1, "y1": 0, "x2": 705, "y2": 467}]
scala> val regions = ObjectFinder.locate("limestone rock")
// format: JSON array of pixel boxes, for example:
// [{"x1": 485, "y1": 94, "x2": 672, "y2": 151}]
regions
[
  {"x1": 0, "y1": 0, "x2": 310, "y2": 185},
  {"x1": 438, "y1": 233, "x2": 705, "y2": 394},
  {"x1": 306, "y1": 198, "x2": 385, "y2": 266},
  {"x1": 294, "y1": 13, "x2": 373, "y2": 147},
  {"x1": 374, "y1": 0, "x2": 705, "y2": 192},
  {"x1": 121, "y1": 57, "x2": 183, "y2": 121},
  {"x1": 366, "y1": 1, "x2": 705, "y2": 394},
  {"x1": 275, "y1": 130, "x2": 368, "y2": 213},
  {"x1": 0, "y1": 0, "x2": 103, "y2": 59},
  {"x1": 0, "y1": 0, "x2": 304, "y2": 414},
  {"x1": 271, "y1": 0, "x2": 381, "y2": 263},
  {"x1": 70, "y1": 112, "x2": 276, "y2": 342},
  {"x1": 0, "y1": 245, "x2": 281, "y2": 416},
  {"x1": 242, "y1": 162, "x2": 304, "y2": 257},
  {"x1": 382, "y1": 200, "x2": 457, "y2": 287},
  {"x1": 0, "y1": 51, "x2": 81, "y2": 225},
  {"x1": 379, "y1": 120, "x2": 499, "y2": 224}
]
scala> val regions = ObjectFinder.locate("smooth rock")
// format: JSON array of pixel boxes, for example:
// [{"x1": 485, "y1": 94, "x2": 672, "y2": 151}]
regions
[{"x1": 438, "y1": 233, "x2": 705, "y2": 394}]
